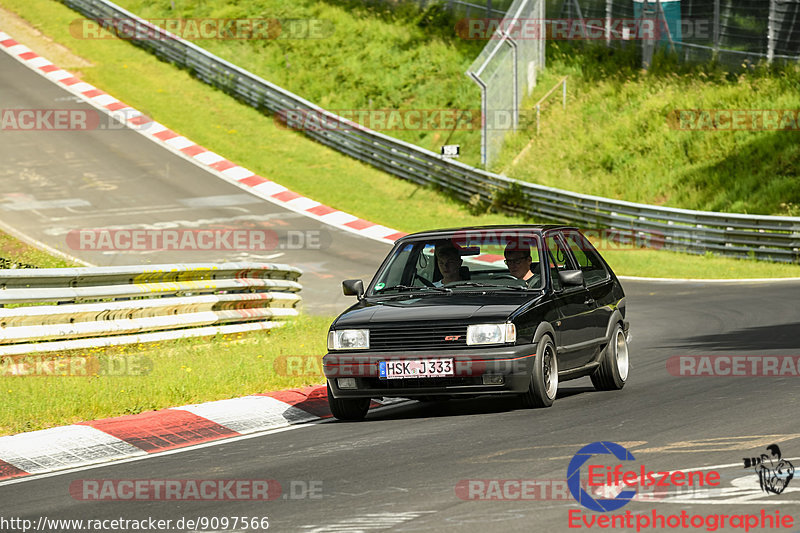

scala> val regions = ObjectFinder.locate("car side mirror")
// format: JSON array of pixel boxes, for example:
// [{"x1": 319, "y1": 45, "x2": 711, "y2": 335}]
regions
[
  {"x1": 558, "y1": 269, "x2": 585, "y2": 287},
  {"x1": 342, "y1": 279, "x2": 365, "y2": 299}
]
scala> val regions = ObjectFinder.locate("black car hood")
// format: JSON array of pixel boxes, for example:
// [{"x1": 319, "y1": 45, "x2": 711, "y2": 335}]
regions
[{"x1": 333, "y1": 292, "x2": 542, "y2": 327}]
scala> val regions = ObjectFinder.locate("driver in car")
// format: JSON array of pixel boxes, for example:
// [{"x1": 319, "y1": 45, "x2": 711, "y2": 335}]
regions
[
  {"x1": 504, "y1": 241, "x2": 535, "y2": 282},
  {"x1": 434, "y1": 243, "x2": 464, "y2": 285}
]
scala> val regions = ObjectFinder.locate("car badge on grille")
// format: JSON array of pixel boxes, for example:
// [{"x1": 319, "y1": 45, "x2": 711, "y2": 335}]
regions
[{"x1": 444, "y1": 335, "x2": 461, "y2": 341}]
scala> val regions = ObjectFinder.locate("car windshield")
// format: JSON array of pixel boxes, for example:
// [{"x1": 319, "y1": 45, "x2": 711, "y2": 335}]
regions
[{"x1": 369, "y1": 229, "x2": 544, "y2": 295}]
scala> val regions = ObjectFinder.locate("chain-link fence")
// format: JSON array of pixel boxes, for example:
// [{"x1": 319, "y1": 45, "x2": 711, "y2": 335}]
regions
[
  {"x1": 443, "y1": 0, "x2": 514, "y2": 17},
  {"x1": 466, "y1": 0, "x2": 546, "y2": 168},
  {"x1": 467, "y1": 0, "x2": 799, "y2": 167},
  {"x1": 557, "y1": 0, "x2": 800, "y2": 67}
]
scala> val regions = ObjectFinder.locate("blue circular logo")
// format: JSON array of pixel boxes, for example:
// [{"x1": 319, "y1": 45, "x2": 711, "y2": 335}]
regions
[{"x1": 567, "y1": 441, "x2": 637, "y2": 512}]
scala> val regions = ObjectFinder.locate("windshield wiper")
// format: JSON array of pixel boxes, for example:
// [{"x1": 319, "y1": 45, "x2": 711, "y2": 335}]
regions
[
  {"x1": 377, "y1": 285, "x2": 452, "y2": 294},
  {"x1": 448, "y1": 282, "x2": 498, "y2": 288},
  {"x1": 449, "y1": 282, "x2": 537, "y2": 291},
  {"x1": 501, "y1": 285, "x2": 541, "y2": 291}
]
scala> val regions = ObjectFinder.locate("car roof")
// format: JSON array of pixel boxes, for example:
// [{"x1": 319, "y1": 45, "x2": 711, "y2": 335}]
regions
[{"x1": 398, "y1": 225, "x2": 577, "y2": 240}]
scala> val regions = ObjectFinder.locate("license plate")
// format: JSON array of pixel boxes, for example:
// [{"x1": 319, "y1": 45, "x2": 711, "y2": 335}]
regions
[{"x1": 379, "y1": 359, "x2": 454, "y2": 379}]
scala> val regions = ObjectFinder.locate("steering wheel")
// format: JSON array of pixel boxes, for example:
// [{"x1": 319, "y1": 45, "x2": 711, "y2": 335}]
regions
[
  {"x1": 526, "y1": 273, "x2": 543, "y2": 288},
  {"x1": 414, "y1": 273, "x2": 435, "y2": 287},
  {"x1": 492, "y1": 274, "x2": 519, "y2": 281}
]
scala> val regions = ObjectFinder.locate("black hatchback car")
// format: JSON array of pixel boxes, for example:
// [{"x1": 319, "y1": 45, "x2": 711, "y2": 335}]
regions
[{"x1": 324, "y1": 226, "x2": 630, "y2": 420}]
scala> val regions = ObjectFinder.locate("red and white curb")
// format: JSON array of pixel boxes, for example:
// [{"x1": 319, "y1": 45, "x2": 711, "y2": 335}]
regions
[
  {"x1": 0, "y1": 385, "x2": 403, "y2": 481},
  {"x1": 0, "y1": 29, "x2": 407, "y2": 247}
]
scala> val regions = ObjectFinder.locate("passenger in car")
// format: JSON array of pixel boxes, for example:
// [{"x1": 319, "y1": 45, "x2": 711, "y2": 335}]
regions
[
  {"x1": 504, "y1": 242, "x2": 535, "y2": 281},
  {"x1": 434, "y1": 243, "x2": 464, "y2": 285}
]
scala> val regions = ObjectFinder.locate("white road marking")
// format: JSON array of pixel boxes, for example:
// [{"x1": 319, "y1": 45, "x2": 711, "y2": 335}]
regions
[
  {"x1": 178, "y1": 194, "x2": 262, "y2": 208},
  {"x1": 0, "y1": 198, "x2": 90, "y2": 210}
]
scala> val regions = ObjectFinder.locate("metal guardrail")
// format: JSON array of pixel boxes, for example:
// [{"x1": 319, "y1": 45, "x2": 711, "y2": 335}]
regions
[
  {"x1": 0, "y1": 263, "x2": 302, "y2": 355},
  {"x1": 59, "y1": 0, "x2": 800, "y2": 263}
]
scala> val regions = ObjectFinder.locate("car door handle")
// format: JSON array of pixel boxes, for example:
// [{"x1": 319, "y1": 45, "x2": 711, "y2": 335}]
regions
[{"x1": 584, "y1": 297, "x2": 595, "y2": 306}]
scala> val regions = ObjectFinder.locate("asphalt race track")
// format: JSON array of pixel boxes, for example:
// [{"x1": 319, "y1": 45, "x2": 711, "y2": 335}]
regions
[
  {"x1": 0, "y1": 50, "x2": 389, "y2": 316},
  {"x1": 2, "y1": 280, "x2": 800, "y2": 532},
  {"x1": 2, "y1": 34, "x2": 800, "y2": 533}
]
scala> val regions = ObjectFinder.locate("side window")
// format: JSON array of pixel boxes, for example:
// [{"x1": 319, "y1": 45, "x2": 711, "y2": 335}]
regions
[
  {"x1": 545, "y1": 235, "x2": 572, "y2": 291},
  {"x1": 414, "y1": 244, "x2": 436, "y2": 284},
  {"x1": 563, "y1": 232, "x2": 609, "y2": 286}
]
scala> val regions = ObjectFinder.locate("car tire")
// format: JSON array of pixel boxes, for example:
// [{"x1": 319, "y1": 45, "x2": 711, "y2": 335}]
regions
[
  {"x1": 327, "y1": 382, "x2": 370, "y2": 421},
  {"x1": 521, "y1": 335, "x2": 558, "y2": 408},
  {"x1": 591, "y1": 323, "x2": 629, "y2": 391}
]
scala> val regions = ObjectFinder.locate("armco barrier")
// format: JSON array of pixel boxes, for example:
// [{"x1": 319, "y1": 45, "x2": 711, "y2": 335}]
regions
[
  {"x1": 0, "y1": 262, "x2": 301, "y2": 355},
  {"x1": 58, "y1": 0, "x2": 800, "y2": 263}
]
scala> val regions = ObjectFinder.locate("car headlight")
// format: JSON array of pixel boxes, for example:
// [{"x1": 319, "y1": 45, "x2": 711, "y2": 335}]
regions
[
  {"x1": 467, "y1": 323, "x2": 516, "y2": 345},
  {"x1": 328, "y1": 329, "x2": 370, "y2": 350}
]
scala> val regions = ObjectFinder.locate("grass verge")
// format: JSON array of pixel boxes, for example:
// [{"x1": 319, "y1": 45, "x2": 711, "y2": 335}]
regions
[
  {"x1": 500, "y1": 43, "x2": 800, "y2": 215},
  {"x1": 96, "y1": 0, "x2": 800, "y2": 216},
  {"x1": 0, "y1": 231, "x2": 77, "y2": 268},
  {"x1": 0, "y1": 314, "x2": 331, "y2": 436}
]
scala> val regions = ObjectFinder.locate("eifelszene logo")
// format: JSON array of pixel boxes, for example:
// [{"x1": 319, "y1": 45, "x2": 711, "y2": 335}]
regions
[
  {"x1": 744, "y1": 444, "x2": 795, "y2": 495},
  {"x1": 567, "y1": 441, "x2": 637, "y2": 512},
  {"x1": 567, "y1": 441, "x2": 720, "y2": 512}
]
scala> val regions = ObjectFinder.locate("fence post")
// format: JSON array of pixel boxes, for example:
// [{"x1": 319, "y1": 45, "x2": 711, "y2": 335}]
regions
[
  {"x1": 655, "y1": 0, "x2": 676, "y2": 54},
  {"x1": 767, "y1": 0, "x2": 777, "y2": 63},
  {"x1": 469, "y1": 72, "x2": 488, "y2": 168},
  {"x1": 571, "y1": 0, "x2": 586, "y2": 39},
  {"x1": 562, "y1": 78, "x2": 567, "y2": 109},
  {"x1": 713, "y1": 0, "x2": 720, "y2": 57},
  {"x1": 641, "y1": 0, "x2": 656, "y2": 69},
  {"x1": 605, "y1": 0, "x2": 612, "y2": 47},
  {"x1": 505, "y1": 34, "x2": 519, "y2": 132},
  {"x1": 540, "y1": 0, "x2": 545, "y2": 70},
  {"x1": 539, "y1": 0, "x2": 546, "y2": 70}
]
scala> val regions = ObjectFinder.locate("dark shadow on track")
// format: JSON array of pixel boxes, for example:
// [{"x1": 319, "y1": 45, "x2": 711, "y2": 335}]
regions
[
  {"x1": 359, "y1": 385, "x2": 598, "y2": 422},
  {"x1": 664, "y1": 322, "x2": 800, "y2": 351}
]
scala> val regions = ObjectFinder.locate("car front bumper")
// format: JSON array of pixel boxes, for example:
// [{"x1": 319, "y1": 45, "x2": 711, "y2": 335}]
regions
[{"x1": 324, "y1": 344, "x2": 537, "y2": 399}]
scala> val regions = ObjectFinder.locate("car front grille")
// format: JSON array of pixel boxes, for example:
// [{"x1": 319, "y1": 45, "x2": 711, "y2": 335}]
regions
[{"x1": 369, "y1": 324, "x2": 468, "y2": 351}]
